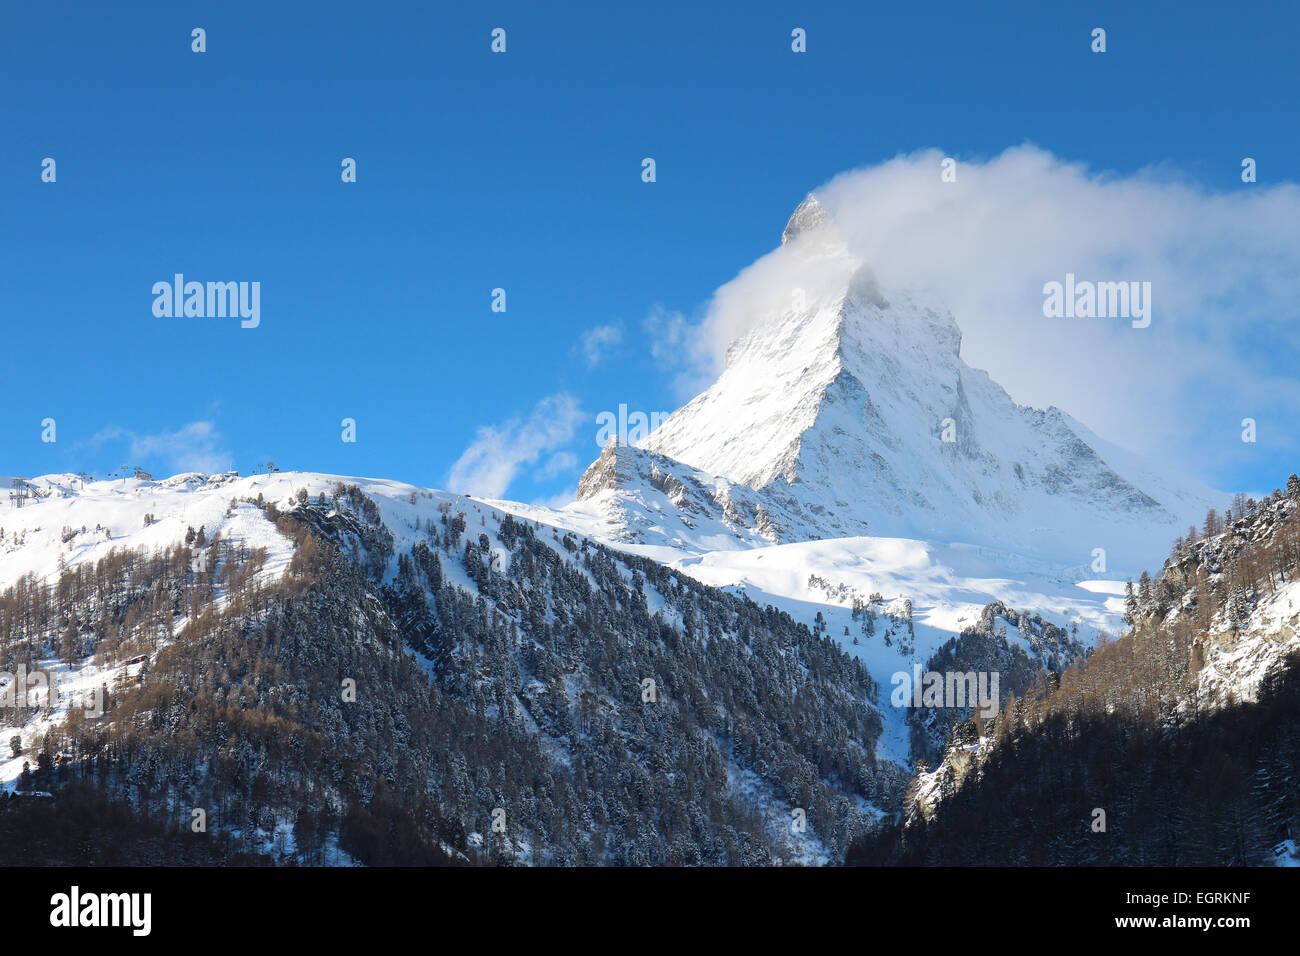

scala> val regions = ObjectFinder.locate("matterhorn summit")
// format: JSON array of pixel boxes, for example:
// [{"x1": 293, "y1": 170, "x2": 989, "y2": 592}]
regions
[
  {"x1": 781, "y1": 193, "x2": 834, "y2": 244},
  {"x1": 584, "y1": 194, "x2": 1218, "y2": 569}
]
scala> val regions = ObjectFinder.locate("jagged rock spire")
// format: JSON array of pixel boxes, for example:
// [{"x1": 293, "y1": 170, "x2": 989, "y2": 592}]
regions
[{"x1": 781, "y1": 193, "x2": 831, "y2": 245}]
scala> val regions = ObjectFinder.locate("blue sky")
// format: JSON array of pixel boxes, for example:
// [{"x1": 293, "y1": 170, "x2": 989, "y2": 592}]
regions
[{"x1": 3, "y1": 0, "x2": 1297, "y2": 503}]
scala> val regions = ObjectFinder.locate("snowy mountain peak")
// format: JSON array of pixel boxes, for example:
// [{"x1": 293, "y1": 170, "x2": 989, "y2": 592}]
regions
[
  {"x1": 781, "y1": 193, "x2": 832, "y2": 244},
  {"x1": 620, "y1": 204, "x2": 1222, "y2": 568}
]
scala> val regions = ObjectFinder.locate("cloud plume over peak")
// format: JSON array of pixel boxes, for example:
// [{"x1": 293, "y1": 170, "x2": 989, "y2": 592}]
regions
[{"x1": 672, "y1": 145, "x2": 1300, "y2": 487}]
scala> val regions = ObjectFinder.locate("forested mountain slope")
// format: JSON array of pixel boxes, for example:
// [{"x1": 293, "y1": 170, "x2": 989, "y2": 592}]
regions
[
  {"x1": 0, "y1": 474, "x2": 904, "y2": 864},
  {"x1": 847, "y1": 478, "x2": 1300, "y2": 866}
]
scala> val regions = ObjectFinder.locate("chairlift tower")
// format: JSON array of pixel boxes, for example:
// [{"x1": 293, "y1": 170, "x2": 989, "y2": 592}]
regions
[{"x1": 8, "y1": 477, "x2": 31, "y2": 509}]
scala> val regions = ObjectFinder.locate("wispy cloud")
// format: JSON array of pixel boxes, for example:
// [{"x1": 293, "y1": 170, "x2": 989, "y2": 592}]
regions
[
  {"x1": 537, "y1": 450, "x2": 578, "y2": 480},
  {"x1": 576, "y1": 323, "x2": 624, "y2": 368},
  {"x1": 86, "y1": 420, "x2": 231, "y2": 475},
  {"x1": 447, "y1": 394, "x2": 585, "y2": 498},
  {"x1": 642, "y1": 305, "x2": 698, "y2": 392}
]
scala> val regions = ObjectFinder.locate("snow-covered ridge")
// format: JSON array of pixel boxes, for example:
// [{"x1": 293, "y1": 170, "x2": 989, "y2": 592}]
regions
[
  {"x1": 0, "y1": 472, "x2": 297, "y2": 592},
  {"x1": 571, "y1": 443, "x2": 793, "y2": 550},
  {"x1": 0, "y1": 470, "x2": 493, "y2": 594}
]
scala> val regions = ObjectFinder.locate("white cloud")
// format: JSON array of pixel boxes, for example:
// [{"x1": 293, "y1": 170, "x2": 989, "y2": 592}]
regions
[
  {"x1": 577, "y1": 323, "x2": 624, "y2": 367},
  {"x1": 537, "y1": 450, "x2": 578, "y2": 480},
  {"x1": 447, "y1": 394, "x2": 585, "y2": 498},
  {"x1": 673, "y1": 145, "x2": 1300, "y2": 476},
  {"x1": 642, "y1": 305, "x2": 703, "y2": 394},
  {"x1": 89, "y1": 421, "x2": 231, "y2": 475}
]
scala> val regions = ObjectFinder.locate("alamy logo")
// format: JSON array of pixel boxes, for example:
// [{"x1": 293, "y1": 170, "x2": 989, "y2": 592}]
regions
[
  {"x1": 891, "y1": 665, "x2": 999, "y2": 718},
  {"x1": 1042, "y1": 273, "x2": 1151, "y2": 328},
  {"x1": 152, "y1": 274, "x2": 260, "y2": 328},
  {"x1": 595, "y1": 404, "x2": 670, "y2": 448},
  {"x1": 1, "y1": 664, "x2": 102, "y2": 717},
  {"x1": 50, "y1": 886, "x2": 151, "y2": 936}
]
